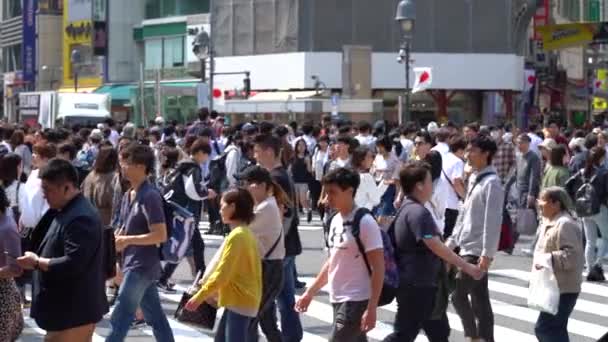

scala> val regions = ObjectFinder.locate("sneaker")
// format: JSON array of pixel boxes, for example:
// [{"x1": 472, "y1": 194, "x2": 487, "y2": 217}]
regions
[
  {"x1": 106, "y1": 285, "x2": 120, "y2": 306},
  {"x1": 131, "y1": 319, "x2": 146, "y2": 329},
  {"x1": 307, "y1": 210, "x2": 313, "y2": 223},
  {"x1": 587, "y1": 264, "x2": 605, "y2": 282},
  {"x1": 157, "y1": 281, "x2": 177, "y2": 293}
]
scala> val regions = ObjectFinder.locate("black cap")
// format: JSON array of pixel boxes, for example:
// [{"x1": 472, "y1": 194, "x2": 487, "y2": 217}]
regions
[{"x1": 235, "y1": 165, "x2": 273, "y2": 183}]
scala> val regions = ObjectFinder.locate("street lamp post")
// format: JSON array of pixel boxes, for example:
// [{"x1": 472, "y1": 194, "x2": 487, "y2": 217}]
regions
[
  {"x1": 395, "y1": 0, "x2": 416, "y2": 124},
  {"x1": 70, "y1": 49, "x2": 81, "y2": 92}
]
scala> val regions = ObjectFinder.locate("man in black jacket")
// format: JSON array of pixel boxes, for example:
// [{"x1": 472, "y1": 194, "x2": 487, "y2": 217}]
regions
[
  {"x1": 17, "y1": 158, "x2": 108, "y2": 341},
  {"x1": 157, "y1": 138, "x2": 216, "y2": 291}
]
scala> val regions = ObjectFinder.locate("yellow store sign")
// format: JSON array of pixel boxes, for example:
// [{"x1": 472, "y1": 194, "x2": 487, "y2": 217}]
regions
[{"x1": 62, "y1": 0, "x2": 102, "y2": 90}]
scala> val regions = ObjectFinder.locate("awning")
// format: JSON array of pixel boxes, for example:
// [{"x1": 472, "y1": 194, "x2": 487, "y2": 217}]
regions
[
  {"x1": 94, "y1": 84, "x2": 134, "y2": 102},
  {"x1": 221, "y1": 98, "x2": 382, "y2": 114},
  {"x1": 57, "y1": 87, "x2": 98, "y2": 93},
  {"x1": 249, "y1": 91, "x2": 318, "y2": 101}
]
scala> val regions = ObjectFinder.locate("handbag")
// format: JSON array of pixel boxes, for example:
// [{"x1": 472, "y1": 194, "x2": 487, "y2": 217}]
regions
[
  {"x1": 516, "y1": 208, "x2": 538, "y2": 236},
  {"x1": 528, "y1": 254, "x2": 560, "y2": 315},
  {"x1": 174, "y1": 270, "x2": 217, "y2": 329}
]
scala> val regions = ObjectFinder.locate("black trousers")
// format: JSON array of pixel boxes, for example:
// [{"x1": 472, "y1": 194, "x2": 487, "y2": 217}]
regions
[
  {"x1": 383, "y1": 285, "x2": 437, "y2": 342},
  {"x1": 248, "y1": 260, "x2": 284, "y2": 342},
  {"x1": 443, "y1": 208, "x2": 459, "y2": 240},
  {"x1": 309, "y1": 180, "x2": 322, "y2": 212},
  {"x1": 159, "y1": 221, "x2": 206, "y2": 284},
  {"x1": 451, "y1": 255, "x2": 494, "y2": 342}
]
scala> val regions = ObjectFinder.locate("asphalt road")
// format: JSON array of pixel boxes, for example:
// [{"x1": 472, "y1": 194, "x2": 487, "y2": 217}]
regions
[{"x1": 18, "y1": 214, "x2": 608, "y2": 342}]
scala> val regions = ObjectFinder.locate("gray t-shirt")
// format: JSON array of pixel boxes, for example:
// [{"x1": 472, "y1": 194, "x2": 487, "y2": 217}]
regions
[{"x1": 120, "y1": 181, "x2": 165, "y2": 280}]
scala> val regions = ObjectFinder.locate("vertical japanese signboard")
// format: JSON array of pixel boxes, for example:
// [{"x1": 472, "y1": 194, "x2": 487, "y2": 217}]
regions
[{"x1": 22, "y1": 0, "x2": 38, "y2": 88}]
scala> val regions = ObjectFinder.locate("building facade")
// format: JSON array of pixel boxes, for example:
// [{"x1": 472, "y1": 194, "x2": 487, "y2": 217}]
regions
[
  {"x1": 211, "y1": 0, "x2": 538, "y2": 124},
  {"x1": 1, "y1": 0, "x2": 63, "y2": 119}
]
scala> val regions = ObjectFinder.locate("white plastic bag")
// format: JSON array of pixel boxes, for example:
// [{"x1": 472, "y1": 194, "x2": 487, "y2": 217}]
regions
[{"x1": 528, "y1": 254, "x2": 560, "y2": 315}]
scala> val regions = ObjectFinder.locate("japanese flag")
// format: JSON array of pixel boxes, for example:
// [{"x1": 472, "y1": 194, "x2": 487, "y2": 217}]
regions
[
  {"x1": 412, "y1": 67, "x2": 432, "y2": 93},
  {"x1": 524, "y1": 69, "x2": 536, "y2": 93}
]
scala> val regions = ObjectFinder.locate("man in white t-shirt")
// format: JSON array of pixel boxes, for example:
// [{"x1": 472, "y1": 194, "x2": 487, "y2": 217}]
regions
[
  {"x1": 441, "y1": 135, "x2": 467, "y2": 239},
  {"x1": 296, "y1": 168, "x2": 384, "y2": 341}
]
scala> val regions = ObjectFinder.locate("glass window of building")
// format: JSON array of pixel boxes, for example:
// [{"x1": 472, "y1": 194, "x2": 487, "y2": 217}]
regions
[
  {"x1": 3, "y1": 44, "x2": 22, "y2": 72},
  {"x1": 3, "y1": 0, "x2": 22, "y2": 20},
  {"x1": 163, "y1": 37, "x2": 184, "y2": 68},
  {"x1": 145, "y1": 39, "x2": 163, "y2": 69},
  {"x1": 145, "y1": 0, "x2": 209, "y2": 19}
]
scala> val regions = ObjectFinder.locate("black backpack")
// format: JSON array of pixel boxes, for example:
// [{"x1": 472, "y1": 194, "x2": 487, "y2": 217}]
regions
[
  {"x1": 573, "y1": 172, "x2": 600, "y2": 217},
  {"x1": 208, "y1": 146, "x2": 239, "y2": 192}
]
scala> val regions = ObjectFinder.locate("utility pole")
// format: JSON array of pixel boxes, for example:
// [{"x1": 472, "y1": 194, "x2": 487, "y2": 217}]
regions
[{"x1": 209, "y1": 0, "x2": 215, "y2": 112}]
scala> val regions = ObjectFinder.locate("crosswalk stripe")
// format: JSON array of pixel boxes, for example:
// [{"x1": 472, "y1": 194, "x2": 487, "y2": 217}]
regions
[
  {"x1": 166, "y1": 285, "x2": 328, "y2": 342},
  {"x1": 300, "y1": 276, "x2": 538, "y2": 342},
  {"x1": 294, "y1": 294, "x2": 395, "y2": 341},
  {"x1": 384, "y1": 301, "x2": 538, "y2": 342},
  {"x1": 488, "y1": 299, "x2": 606, "y2": 340},
  {"x1": 487, "y1": 279, "x2": 608, "y2": 317},
  {"x1": 490, "y1": 268, "x2": 608, "y2": 298}
]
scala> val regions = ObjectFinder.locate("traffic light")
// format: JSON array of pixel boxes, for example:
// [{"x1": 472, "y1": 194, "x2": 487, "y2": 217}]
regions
[{"x1": 243, "y1": 73, "x2": 251, "y2": 98}]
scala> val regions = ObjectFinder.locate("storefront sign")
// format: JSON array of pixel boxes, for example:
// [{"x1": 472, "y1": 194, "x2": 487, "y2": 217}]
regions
[
  {"x1": 538, "y1": 22, "x2": 608, "y2": 50},
  {"x1": 22, "y1": 0, "x2": 38, "y2": 86}
]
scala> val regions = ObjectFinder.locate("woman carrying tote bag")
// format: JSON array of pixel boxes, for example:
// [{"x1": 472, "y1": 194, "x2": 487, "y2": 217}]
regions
[{"x1": 532, "y1": 186, "x2": 584, "y2": 342}]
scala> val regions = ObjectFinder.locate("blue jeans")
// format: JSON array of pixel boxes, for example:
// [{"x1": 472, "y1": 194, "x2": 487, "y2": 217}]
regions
[
  {"x1": 535, "y1": 293, "x2": 579, "y2": 342},
  {"x1": 277, "y1": 256, "x2": 303, "y2": 342},
  {"x1": 215, "y1": 309, "x2": 252, "y2": 342},
  {"x1": 106, "y1": 270, "x2": 175, "y2": 342}
]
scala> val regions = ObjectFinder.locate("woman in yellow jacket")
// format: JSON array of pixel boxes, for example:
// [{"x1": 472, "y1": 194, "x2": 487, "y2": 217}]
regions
[{"x1": 185, "y1": 187, "x2": 262, "y2": 342}]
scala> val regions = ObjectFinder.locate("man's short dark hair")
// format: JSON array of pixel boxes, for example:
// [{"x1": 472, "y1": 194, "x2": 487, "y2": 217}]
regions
[
  {"x1": 517, "y1": 133, "x2": 531, "y2": 143},
  {"x1": 435, "y1": 128, "x2": 450, "y2": 142},
  {"x1": 415, "y1": 131, "x2": 433, "y2": 145},
  {"x1": 585, "y1": 133, "x2": 598, "y2": 150},
  {"x1": 469, "y1": 136, "x2": 498, "y2": 164},
  {"x1": 399, "y1": 161, "x2": 430, "y2": 195},
  {"x1": 301, "y1": 122, "x2": 314, "y2": 135},
  {"x1": 191, "y1": 138, "x2": 212, "y2": 155},
  {"x1": 466, "y1": 122, "x2": 480, "y2": 132},
  {"x1": 448, "y1": 135, "x2": 467, "y2": 153},
  {"x1": 120, "y1": 143, "x2": 156, "y2": 174},
  {"x1": 58, "y1": 142, "x2": 77, "y2": 160},
  {"x1": 199, "y1": 127, "x2": 214, "y2": 138},
  {"x1": 198, "y1": 107, "x2": 210, "y2": 121},
  {"x1": 39, "y1": 158, "x2": 79, "y2": 187},
  {"x1": 358, "y1": 121, "x2": 372, "y2": 133},
  {"x1": 546, "y1": 118, "x2": 561, "y2": 128},
  {"x1": 253, "y1": 134, "x2": 281, "y2": 157},
  {"x1": 259, "y1": 121, "x2": 275, "y2": 135},
  {"x1": 322, "y1": 167, "x2": 360, "y2": 197}
]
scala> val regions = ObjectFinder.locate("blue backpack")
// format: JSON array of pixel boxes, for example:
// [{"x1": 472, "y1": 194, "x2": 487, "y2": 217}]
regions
[
  {"x1": 160, "y1": 195, "x2": 196, "y2": 263},
  {"x1": 326, "y1": 207, "x2": 400, "y2": 306}
]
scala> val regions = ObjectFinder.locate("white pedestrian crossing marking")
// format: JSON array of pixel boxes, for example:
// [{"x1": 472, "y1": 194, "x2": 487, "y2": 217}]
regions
[
  {"x1": 487, "y1": 279, "x2": 608, "y2": 317},
  {"x1": 19, "y1": 269, "x2": 607, "y2": 341},
  {"x1": 491, "y1": 268, "x2": 608, "y2": 298}
]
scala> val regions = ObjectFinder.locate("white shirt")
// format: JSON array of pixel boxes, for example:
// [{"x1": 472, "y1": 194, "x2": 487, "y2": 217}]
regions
[
  {"x1": 431, "y1": 142, "x2": 450, "y2": 156},
  {"x1": 355, "y1": 134, "x2": 376, "y2": 147},
  {"x1": 5, "y1": 180, "x2": 26, "y2": 208},
  {"x1": 442, "y1": 152, "x2": 465, "y2": 210},
  {"x1": 109, "y1": 129, "x2": 120, "y2": 146},
  {"x1": 312, "y1": 149, "x2": 328, "y2": 181},
  {"x1": 400, "y1": 138, "x2": 414, "y2": 161},
  {"x1": 19, "y1": 170, "x2": 49, "y2": 228},
  {"x1": 355, "y1": 173, "x2": 388, "y2": 210},
  {"x1": 425, "y1": 179, "x2": 448, "y2": 234},
  {"x1": 302, "y1": 135, "x2": 317, "y2": 154},
  {"x1": 1, "y1": 141, "x2": 12, "y2": 153},
  {"x1": 249, "y1": 197, "x2": 285, "y2": 260},
  {"x1": 528, "y1": 133, "x2": 543, "y2": 157},
  {"x1": 372, "y1": 152, "x2": 400, "y2": 182},
  {"x1": 328, "y1": 208, "x2": 383, "y2": 303},
  {"x1": 224, "y1": 145, "x2": 241, "y2": 186}
]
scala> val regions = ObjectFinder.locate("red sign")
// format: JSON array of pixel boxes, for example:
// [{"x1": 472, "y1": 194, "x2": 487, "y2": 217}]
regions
[{"x1": 533, "y1": 0, "x2": 550, "y2": 41}]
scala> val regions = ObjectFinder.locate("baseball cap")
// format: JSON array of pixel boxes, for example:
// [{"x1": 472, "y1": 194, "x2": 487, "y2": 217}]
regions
[{"x1": 539, "y1": 138, "x2": 558, "y2": 150}]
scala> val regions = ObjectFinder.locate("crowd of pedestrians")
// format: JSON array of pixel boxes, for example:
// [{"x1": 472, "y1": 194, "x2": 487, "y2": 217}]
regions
[{"x1": 0, "y1": 109, "x2": 605, "y2": 342}]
